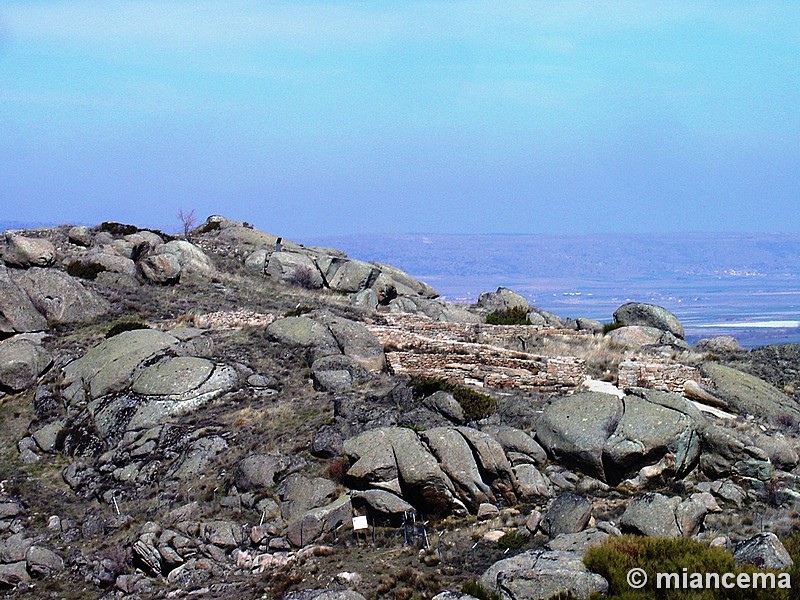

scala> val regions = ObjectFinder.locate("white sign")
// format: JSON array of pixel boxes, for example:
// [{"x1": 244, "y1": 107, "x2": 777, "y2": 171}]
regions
[{"x1": 352, "y1": 516, "x2": 368, "y2": 531}]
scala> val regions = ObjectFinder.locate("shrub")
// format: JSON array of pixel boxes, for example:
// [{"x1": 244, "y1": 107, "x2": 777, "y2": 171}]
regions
[
  {"x1": 106, "y1": 319, "x2": 150, "y2": 338},
  {"x1": 409, "y1": 376, "x2": 497, "y2": 422},
  {"x1": 326, "y1": 456, "x2": 350, "y2": 484},
  {"x1": 66, "y1": 261, "x2": 107, "y2": 280},
  {"x1": 96, "y1": 221, "x2": 139, "y2": 236},
  {"x1": 455, "y1": 386, "x2": 497, "y2": 422},
  {"x1": 177, "y1": 208, "x2": 196, "y2": 238},
  {"x1": 583, "y1": 535, "x2": 792, "y2": 599},
  {"x1": 602, "y1": 321, "x2": 625, "y2": 335},
  {"x1": 289, "y1": 265, "x2": 317, "y2": 289},
  {"x1": 497, "y1": 530, "x2": 529, "y2": 550},
  {"x1": 777, "y1": 413, "x2": 798, "y2": 431},
  {"x1": 762, "y1": 478, "x2": 785, "y2": 507},
  {"x1": 94, "y1": 221, "x2": 174, "y2": 241},
  {"x1": 486, "y1": 306, "x2": 531, "y2": 325},
  {"x1": 461, "y1": 579, "x2": 501, "y2": 600}
]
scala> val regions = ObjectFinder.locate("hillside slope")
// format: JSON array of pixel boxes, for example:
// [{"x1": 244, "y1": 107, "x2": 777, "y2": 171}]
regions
[{"x1": 0, "y1": 217, "x2": 798, "y2": 600}]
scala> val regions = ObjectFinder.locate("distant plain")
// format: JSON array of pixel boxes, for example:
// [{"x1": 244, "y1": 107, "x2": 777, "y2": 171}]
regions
[{"x1": 308, "y1": 232, "x2": 800, "y2": 349}]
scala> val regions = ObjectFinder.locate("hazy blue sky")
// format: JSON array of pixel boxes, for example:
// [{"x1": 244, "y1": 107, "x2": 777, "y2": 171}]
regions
[{"x1": 1, "y1": 2, "x2": 798, "y2": 237}]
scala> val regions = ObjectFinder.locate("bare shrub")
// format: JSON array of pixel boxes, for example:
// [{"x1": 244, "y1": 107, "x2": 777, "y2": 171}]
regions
[
  {"x1": 326, "y1": 456, "x2": 350, "y2": 484},
  {"x1": 177, "y1": 208, "x2": 197, "y2": 239},
  {"x1": 289, "y1": 265, "x2": 317, "y2": 289}
]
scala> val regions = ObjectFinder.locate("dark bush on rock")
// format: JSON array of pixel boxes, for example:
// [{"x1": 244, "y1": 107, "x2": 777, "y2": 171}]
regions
[
  {"x1": 326, "y1": 456, "x2": 350, "y2": 484},
  {"x1": 95, "y1": 221, "x2": 174, "y2": 241},
  {"x1": 105, "y1": 320, "x2": 150, "y2": 338},
  {"x1": 96, "y1": 221, "x2": 140, "y2": 236},
  {"x1": 461, "y1": 579, "x2": 501, "y2": 600},
  {"x1": 485, "y1": 306, "x2": 531, "y2": 325},
  {"x1": 409, "y1": 377, "x2": 496, "y2": 421},
  {"x1": 66, "y1": 261, "x2": 107, "y2": 280},
  {"x1": 497, "y1": 531, "x2": 529, "y2": 550},
  {"x1": 601, "y1": 322, "x2": 625, "y2": 335}
]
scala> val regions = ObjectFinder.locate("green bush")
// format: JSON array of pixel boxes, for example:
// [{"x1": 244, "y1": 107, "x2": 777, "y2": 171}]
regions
[
  {"x1": 583, "y1": 535, "x2": 794, "y2": 599},
  {"x1": 461, "y1": 579, "x2": 501, "y2": 600},
  {"x1": 497, "y1": 530, "x2": 529, "y2": 550},
  {"x1": 602, "y1": 321, "x2": 625, "y2": 335},
  {"x1": 106, "y1": 320, "x2": 150, "y2": 338},
  {"x1": 66, "y1": 261, "x2": 107, "y2": 280},
  {"x1": 409, "y1": 376, "x2": 497, "y2": 421},
  {"x1": 486, "y1": 306, "x2": 531, "y2": 325}
]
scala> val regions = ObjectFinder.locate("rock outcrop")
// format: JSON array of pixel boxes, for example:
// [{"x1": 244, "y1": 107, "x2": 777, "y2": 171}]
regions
[
  {"x1": 613, "y1": 302, "x2": 685, "y2": 339},
  {"x1": 701, "y1": 362, "x2": 800, "y2": 426},
  {"x1": 0, "y1": 337, "x2": 52, "y2": 392},
  {"x1": 476, "y1": 287, "x2": 530, "y2": 314},
  {"x1": 2, "y1": 235, "x2": 56, "y2": 268},
  {"x1": 480, "y1": 549, "x2": 609, "y2": 600},
  {"x1": 536, "y1": 391, "x2": 702, "y2": 484},
  {"x1": 0, "y1": 218, "x2": 797, "y2": 599}
]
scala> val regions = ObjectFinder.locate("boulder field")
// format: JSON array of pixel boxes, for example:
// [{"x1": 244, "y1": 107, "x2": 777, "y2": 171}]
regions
[{"x1": 0, "y1": 217, "x2": 797, "y2": 599}]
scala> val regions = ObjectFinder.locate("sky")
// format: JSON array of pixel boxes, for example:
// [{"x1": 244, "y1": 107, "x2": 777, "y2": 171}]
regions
[{"x1": 0, "y1": 1, "x2": 798, "y2": 237}]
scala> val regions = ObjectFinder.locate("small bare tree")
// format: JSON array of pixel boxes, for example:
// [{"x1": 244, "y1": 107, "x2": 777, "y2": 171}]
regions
[{"x1": 177, "y1": 208, "x2": 197, "y2": 240}]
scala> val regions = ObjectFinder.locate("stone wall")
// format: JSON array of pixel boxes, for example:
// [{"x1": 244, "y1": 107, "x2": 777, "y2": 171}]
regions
[
  {"x1": 386, "y1": 350, "x2": 586, "y2": 392},
  {"x1": 617, "y1": 360, "x2": 712, "y2": 393},
  {"x1": 369, "y1": 313, "x2": 587, "y2": 393},
  {"x1": 370, "y1": 313, "x2": 712, "y2": 397}
]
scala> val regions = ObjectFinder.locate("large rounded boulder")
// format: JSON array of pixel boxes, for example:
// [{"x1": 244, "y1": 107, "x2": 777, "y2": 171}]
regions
[
  {"x1": 0, "y1": 337, "x2": 52, "y2": 392},
  {"x1": 536, "y1": 391, "x2": 701, "y2": 484},
  {"x1": 477, "y1": 287, "x2": 530, "y2": 314},
  {"x1": 613, "y1": 302, "x2": 685, "y2": 339},
  {"x1": 11, "y1": 267, "x2": 109, "y2": 325},
  {"x1": 536, "y1": 393, "x2": 623, "y2": 480},
  {"x1": 2, "y1": 235, "x2": 56, "y2": 268},
  {"x1": 0, "y1": 267, "x2": 48, "y2": 334}
]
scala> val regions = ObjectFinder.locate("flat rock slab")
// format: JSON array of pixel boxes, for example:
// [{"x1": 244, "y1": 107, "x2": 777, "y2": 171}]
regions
[
  {"x1": 481, "y1": 549, "x2": 608, "y2": 600},
  {"x1": 351, "y1": 489, "x2": 414, "y2": 518},
  {"x1": 266, "y1": 316, "x2": 338, "y2": 351},
  {"x1": 132, "y1": 357, "x2": 214, "y2": 396},
  {"x1": 63, "y1": 329, "x2": 178, "y2": 400}
]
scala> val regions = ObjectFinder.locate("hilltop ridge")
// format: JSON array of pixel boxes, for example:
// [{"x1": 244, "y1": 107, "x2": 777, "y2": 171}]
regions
[{"x1": 0, "y1": 216, "x2": 798, "y2": 599}]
